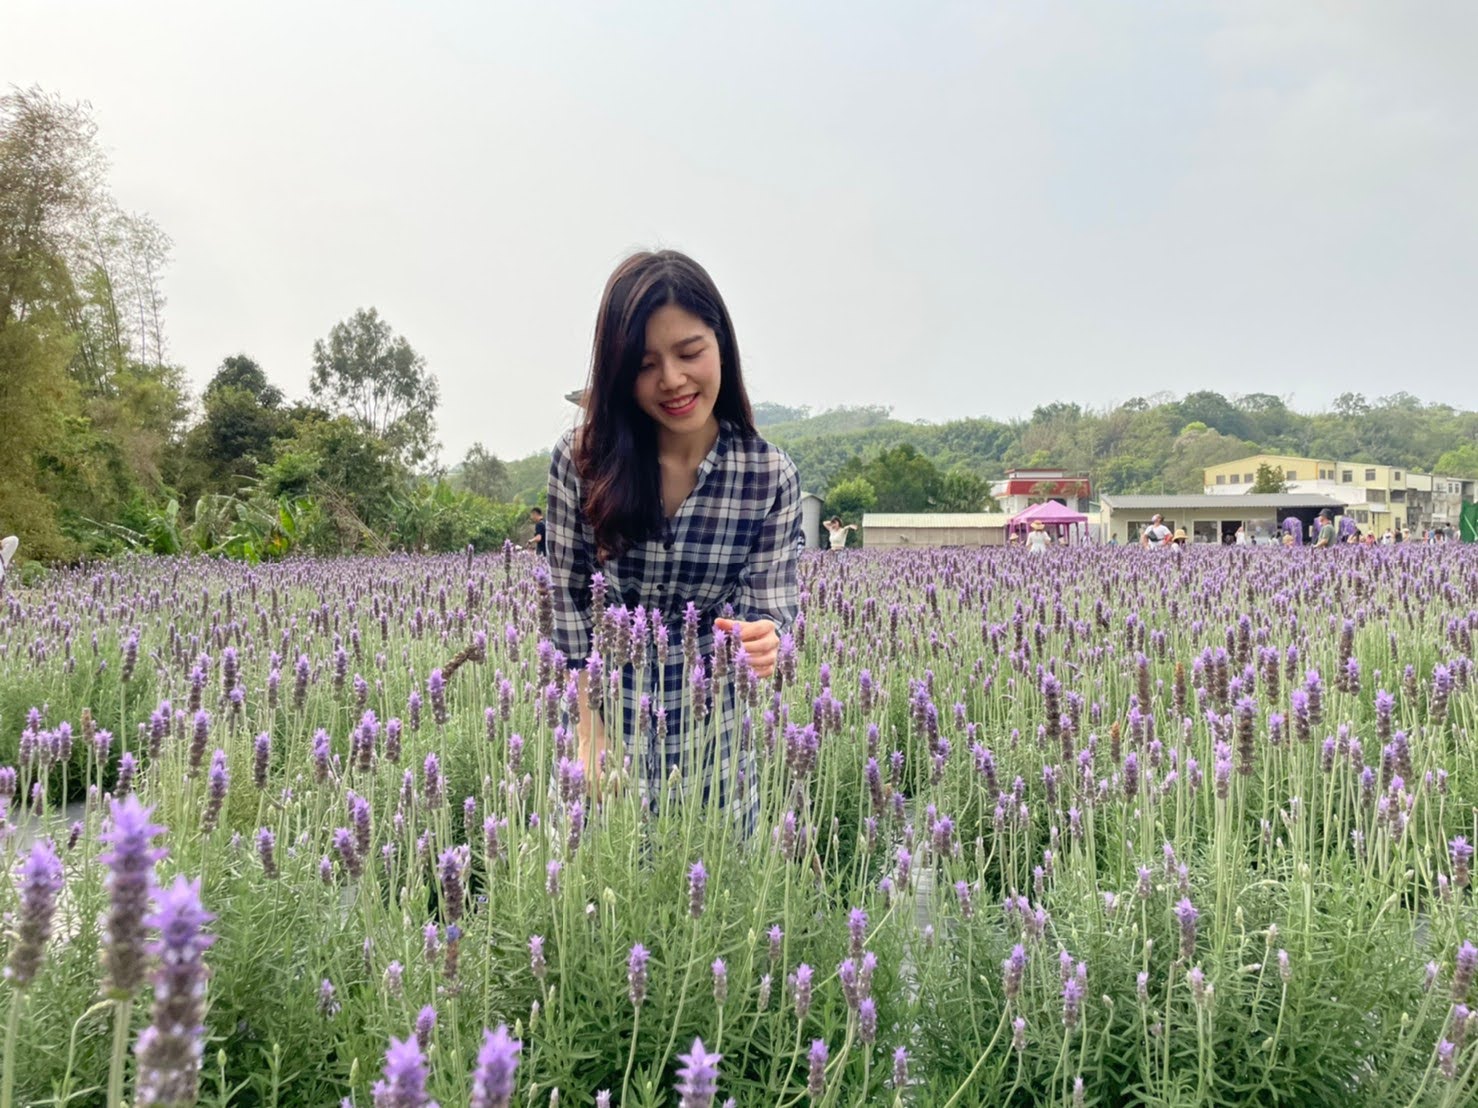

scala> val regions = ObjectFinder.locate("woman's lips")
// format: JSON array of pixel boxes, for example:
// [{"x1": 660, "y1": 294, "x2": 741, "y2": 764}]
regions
[{"x1": 661, "y1": 394, "x2": 699, "y2": 417}]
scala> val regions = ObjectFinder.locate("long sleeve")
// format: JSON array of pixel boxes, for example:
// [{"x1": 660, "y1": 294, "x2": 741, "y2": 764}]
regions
[
  {"x1": 733, "y1": 452, "x2": 802, "y2": 633},
  {"x1": 546, "y1": 431, "x2": 595, "y2": 667}
]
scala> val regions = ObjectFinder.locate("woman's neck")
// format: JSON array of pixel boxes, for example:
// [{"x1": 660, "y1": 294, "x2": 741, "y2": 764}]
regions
[{"x1": 657, "y1": 416, "x2": 721, "y2": 471}]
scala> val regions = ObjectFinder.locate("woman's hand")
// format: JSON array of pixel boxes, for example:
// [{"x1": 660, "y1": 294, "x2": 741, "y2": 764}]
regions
[
  {"x1": 574, "y1": 670, "x2": 611, "y2": 800},
  {"x1": 714, "y1": 618, "x2": 780, "y2": 678}
]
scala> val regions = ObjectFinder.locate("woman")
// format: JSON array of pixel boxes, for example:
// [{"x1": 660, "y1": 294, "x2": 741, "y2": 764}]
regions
[
  {"x1": 824, "y1": 516, "x2": 857, "y2": 552},
  {"x1": 545, "y1": 251, "x2": 800, "y2": 829},
  {"x1": 1025, "y1": 520, "x2": 1051, "y2": 554}
]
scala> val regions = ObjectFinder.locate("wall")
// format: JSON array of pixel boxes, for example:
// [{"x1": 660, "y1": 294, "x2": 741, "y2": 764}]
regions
[{"x1": 864, "y1": 526, "x2": 1006, "y2": 549}]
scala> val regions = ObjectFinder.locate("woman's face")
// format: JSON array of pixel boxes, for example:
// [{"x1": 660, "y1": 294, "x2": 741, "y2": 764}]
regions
[{"x1": 633, "y1": 303, "x2": 721, "y2": 439}]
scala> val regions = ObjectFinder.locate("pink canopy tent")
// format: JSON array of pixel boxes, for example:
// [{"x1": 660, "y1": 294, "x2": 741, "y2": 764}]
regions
[{"x1": 1008, "y1": 500, "x2": 1089, "y2": 543}]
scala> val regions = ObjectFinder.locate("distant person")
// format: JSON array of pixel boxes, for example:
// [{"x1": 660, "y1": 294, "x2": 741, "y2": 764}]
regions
[
  {"x1": 1314, "y1": 510, "x2": 1336, "y2": 548},
  {"x1": 528, "y1": 506, "x2": 547, "y2": 556},
  {"x1": 1282, "y1": 531, "x2": 1296, "y2": 547},
  {"x1": 0, "y1": 534, "x2": 17, "y2": 588},
  {"x1": 825, "y1": 516, "x2": 857, "y2": 552},
  {"x1": 1234, "y1": 525, "x2": 1248, "y2": 546},
  {"x1": 1393, "y1": 526, "x2": 1404, "y2": 544},
  {"x1": 1172, "y1": 528, "x2": 1188, "y2": 551},
  {"x1": 1140, "y1": 514, "x2": 1171, "y2": 549},
  {"x1": 1026, "y1": 520, "x2": 1051, "y2": 554}
]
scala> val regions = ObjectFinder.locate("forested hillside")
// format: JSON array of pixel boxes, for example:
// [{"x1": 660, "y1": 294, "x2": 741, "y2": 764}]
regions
[{"x1": 507, "y1": 394, "x2": 1478, "y2": 504}]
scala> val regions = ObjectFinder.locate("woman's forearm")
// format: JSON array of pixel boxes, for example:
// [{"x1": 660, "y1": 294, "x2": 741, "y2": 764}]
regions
[{"x1": 574, "y1": 669, "x2": 609, "y2": 779}]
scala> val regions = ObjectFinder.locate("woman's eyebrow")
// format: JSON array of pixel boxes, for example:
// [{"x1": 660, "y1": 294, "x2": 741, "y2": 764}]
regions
[{"x1": 675, "y1": 334, "x2": 706, "y2": 348}]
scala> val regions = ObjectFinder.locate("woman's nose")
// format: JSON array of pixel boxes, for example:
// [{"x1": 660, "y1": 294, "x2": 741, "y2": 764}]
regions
[{"x1": 658, "y1": 360, "x2": 686, "y2": 390}]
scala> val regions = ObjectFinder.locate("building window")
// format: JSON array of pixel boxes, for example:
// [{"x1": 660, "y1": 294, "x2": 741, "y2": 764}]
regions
[
  {"x1": 1215, "y1": 475, "x2": 1225, "y2": 485},
  {"x1": 1394, "y1": 471, "x2": 1401, "y2": 481},
  {"x1": 1244, "y1": 474, "x2": 1254, "y2": 483},
  {"x1": 1390, "y1": 489, "x2": 1405, "y2": 502},
  {"x1": 1285, "y1": 470, "x2": 1297, "y2": 480},
  {"x1": 1356, "y1": 511, "x2": 1369, "y2": 524},
  {"x1": 1342, "y1": 470, "x2": 1353, "y2": 483},
  {"x1": 1229, "y1": 474, "x2": 1240, "y2": 484},
  {"x1": 1365, "y1": 468, "x2": 1376, "y2": 481},
  {"x1": 1368, "y1": 489, "x2": 1386, "y2": 504}
]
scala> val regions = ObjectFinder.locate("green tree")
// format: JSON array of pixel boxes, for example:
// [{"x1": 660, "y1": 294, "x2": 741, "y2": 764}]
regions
[
  {"x1": 181, "y1": 356, "x2": 287, "y2": 495},
  {"x1": 833, "y1": 444, "x2": 940, "y2": 512},
  {"x1": 261, "y1": 416, "x2": 401, "y2": 549},
  {"x1": 1251, "y1": 462, "x2": 1290, "y2": 494},
  {"x1": 309, "y1": 307, "x2": 439, "y2": 466},
  {"x1": 1159, "y1": 426, "x2": 1252, "y2": 494},
  {"x1": 0, "y1": 317, "x2": 74, "y2": 557},
  {"x1": 935, "y1": 470, "x2": 998, "y2": 512},
  {"x1": 825, "y1": 476, "x2": 876, "y2": 520},
  {"x1": 456, "y1": 442, "x2": 510, "y2": 502},
  {"x1": 1435, "y1": 444, "x2": 1478, "y2": 479}
]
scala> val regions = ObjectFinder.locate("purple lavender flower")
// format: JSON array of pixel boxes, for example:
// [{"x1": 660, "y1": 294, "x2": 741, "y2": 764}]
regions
[
  {"x1": 439, "y1": 847, "x2": 467, "y2": 924},
  {"x1": 1438, "y1": 1039, "x2": 1457, "y2": 1081},
  {"x1": 676, "y1": 1037, "x2": 722, "y2": 1108},
  {"x1": 470, "y1": 1024, "x2": 521, "y2": 1108},
  {"x1": 712, "y1": 959, "x2": 728, "y2": 1005},
  {"x1": 333, "y1": 828, "x2": 362, "y2": 880},
  {"x1": 252, "y1": 732, "x2": 271, "y2": 790},
  {"x1": 892, "y1": 1046, "x2": 909, "y2": 1087},
  {"x1": 1454, "y1": 941, "x2": 1477, "y2": 1003},
  {"x1": 628, "y1": 943, "x2": 650, "y2": 1007},
  {"x1": 4, "y1": 839, "x2": 65, "y2": 988},
  {"x1": 689, "y1": 860, "x2": 708, "y2": 919},
  {"x1": 202, "y1": 748, "x2": 229, "y2": 832},
  {"x1": 99, "y1": 798, "x2": 167, "y2": 998},
  {"x1": 134, "y1": 877, "x2": 216, "y2": 1108},
  {"x1": 257, "y1": 828, "x2": 278, "y2": 879},
  {"x1": 1062, "y1": 974, "x2": 1084, "y2": 1030},
  {"x1": 414, "y1": 1005, "x2": 437, "y2": 1050},
  {"x1": 530, "y1": 935, "x2": 547, "y2": 981},
  {"x1": 1175, "y1": 898, "x2": 1199, "y2": 960},
  {"x1": 847, "y1": 907, "x2": 868, "y2": 958},
  {"x1": 372, "y1": 1035, "x2": 438, "y2": 1108},
  {"x1": 1452, "y1": 837, "x2": 1473, "y2": 890},
  {"x1": 1003, "y1": 944, "x2": 1027, "y2": 1001},
  {"x1": 803, "y1": 1038, "x2": 828, "y2": 1102},
  {"x1": 793, "y1": 963, "x2": 814, "y2": 1020}
]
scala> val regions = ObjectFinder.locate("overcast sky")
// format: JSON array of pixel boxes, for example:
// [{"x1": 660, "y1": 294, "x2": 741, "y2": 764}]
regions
[{"x1": 6, "y1": 1, "x2": 1476, "y2": 461}]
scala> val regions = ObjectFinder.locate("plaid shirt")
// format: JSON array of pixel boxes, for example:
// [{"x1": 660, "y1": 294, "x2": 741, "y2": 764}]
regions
[
  {"x1": 545, "y1": 419, "x2": 801, "y2": 823},
  {"x1": 545, "y1": 420, "x2": 801, "y2": 665}
]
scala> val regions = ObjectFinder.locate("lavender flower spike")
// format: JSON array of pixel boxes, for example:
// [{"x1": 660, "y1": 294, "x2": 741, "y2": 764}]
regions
[
  {"x1": 134, "y1": 876, "x2": 216, "y2": 1108},
  {"x1": 676, "y1": 1037, "x2": 722, "y2": 1108},
  {"x1": 372, "y1": 1035, "x2": 438, "y2": 1108},
  {"x1": 4, "y1": 839, "x2": 65, "y2": 988},
  {"x1": 100, "y1": 797, "x2": 167, "y2": 998},
  {"x1": 470, "y1": 1024, "x2": 521, "y2": 1108},
  {"x1": 689, "y1": 859, "x2": 708, "y2": 919},
  {"x1": 628, "y1": 943, "x2": 650, "y2": 1007}
]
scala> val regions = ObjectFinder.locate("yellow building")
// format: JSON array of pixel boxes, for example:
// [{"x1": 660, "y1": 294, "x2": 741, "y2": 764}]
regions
[
  {"x1": 1203, "y1": 454, "x2": 1415, "y2": 533},
  {"x1": 1202, "y1": 454, "x2": 1336, "y2": 489}
]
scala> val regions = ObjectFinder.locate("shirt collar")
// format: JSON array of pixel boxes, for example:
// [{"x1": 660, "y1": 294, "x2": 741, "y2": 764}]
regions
[{"x1": 694, "y1": 419, "x2": 733, "y2": 489}]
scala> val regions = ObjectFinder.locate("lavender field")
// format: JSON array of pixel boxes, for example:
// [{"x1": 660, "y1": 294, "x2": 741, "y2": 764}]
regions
[{"x1": 2, "y1": 546, "x2": 1477, "y2": 1107}]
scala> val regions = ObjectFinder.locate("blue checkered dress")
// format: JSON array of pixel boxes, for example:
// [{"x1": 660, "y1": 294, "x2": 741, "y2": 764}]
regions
[{"x1": 546, "y1": 419, "x2": 801, "y2": 827}]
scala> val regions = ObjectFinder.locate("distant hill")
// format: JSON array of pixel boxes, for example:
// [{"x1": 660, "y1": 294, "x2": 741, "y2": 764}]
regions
[{"x1": 501, "y1": 391, "x2": 1478, "y2": 505}]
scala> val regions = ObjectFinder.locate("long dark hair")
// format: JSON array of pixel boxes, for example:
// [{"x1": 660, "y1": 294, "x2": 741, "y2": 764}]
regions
[{"x1": 575, "y1": 250, "x2": 756, "y2": 559}]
